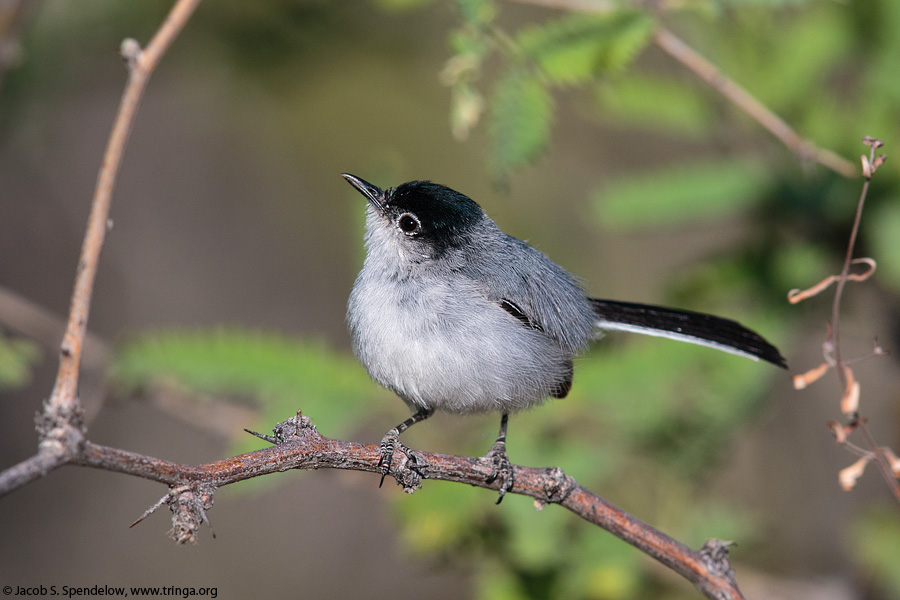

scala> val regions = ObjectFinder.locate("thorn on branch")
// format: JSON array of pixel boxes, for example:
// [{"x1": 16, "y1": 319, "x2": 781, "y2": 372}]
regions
[
  {"x1": 243, "y1": 428, "x2": 277, "y2": 445},
  {"x1": 130, "y1": 492, "x2": 170, "y2": 529},
  {"x1": 271, "y1": 410, "x2": 317, "y2": 444},
  {"x1": 245, "y1": 411, "x2": 321, "y2": 446}
]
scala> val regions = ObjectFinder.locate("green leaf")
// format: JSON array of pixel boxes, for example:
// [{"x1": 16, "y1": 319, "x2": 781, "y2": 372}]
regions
[
  {"x1": 517, "y1": 12, "x2": 654, "y2": 85},
  {"x1": 851, "y1": 507, "x2": 900, "y2": 597},
  {"x1": 0, "y1": 334, "x2": 41, "y2": 390},
  {"x1": 594, "y1": 160, "x2": 769, "y2": 229},
  {"x1": 456, "y1": 0, "x2": 496, "y2": 24},
  {"x1": 756, "y1": 11, "x2": 850, "y2": 109},
  {"x1": 373, "y1": 0, "x2": 435, "y2": 11},
  {"x1": 448, "y1": 24, "x2": 490, "y2": 58},
  {"x1": 112, "y1": 328, "x2": 377, "y2": 440},
  {"x1": 489, "y1": 71, "x2": 553, "y2": 174},
  {"x1": 596, "y1": 75, "x2": 713, "y2": 135}
]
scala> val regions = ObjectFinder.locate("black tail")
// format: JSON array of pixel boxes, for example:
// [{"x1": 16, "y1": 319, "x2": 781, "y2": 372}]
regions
[{"x1": 590, "y1": 299, "x2": 787, "y2": 369}]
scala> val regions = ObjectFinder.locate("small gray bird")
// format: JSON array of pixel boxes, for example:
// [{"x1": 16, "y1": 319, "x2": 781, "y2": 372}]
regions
[{"x1": 343, "y1": 174, "x2": 785, "y2": 499}]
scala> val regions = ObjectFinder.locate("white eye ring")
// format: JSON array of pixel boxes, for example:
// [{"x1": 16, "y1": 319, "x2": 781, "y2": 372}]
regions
[{"x1": 397, "y1": 213, "x2": 421, "y2": 235}]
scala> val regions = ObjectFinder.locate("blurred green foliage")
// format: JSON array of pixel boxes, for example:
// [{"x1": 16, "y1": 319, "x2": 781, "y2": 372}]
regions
[
  {"x1": 851, "y1": 507, "x2": 900, "y2": 598},
  {"x1": 594, "y1": 159, "x2": 768, "y2": 229},
  {"x1": 0, "y1": 333, "x2": 40, "y2": 391},
  {"x1": 112, "y1": 329, "x2": 381, "y2": 452},
  {"x1": 489, "y1": 70, "x2": 554, "y2": 175}
]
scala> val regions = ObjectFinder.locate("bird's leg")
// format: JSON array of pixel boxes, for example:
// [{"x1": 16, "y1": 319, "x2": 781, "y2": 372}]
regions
[
  {"x1": 379, "y1": 406, "x2": 434, "y2": 487},
  {"x1": 484, "y1": 412, "x2": 514, "y2": 503}
]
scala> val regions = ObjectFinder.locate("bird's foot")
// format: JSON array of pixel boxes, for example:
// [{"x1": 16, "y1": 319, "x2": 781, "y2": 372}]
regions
[
  {"x1": 484, "y1": 438, "x2": 514, "y2": 504},
  {"x1": 378, "y1": 428, "x2": 425, "y2": 492}
]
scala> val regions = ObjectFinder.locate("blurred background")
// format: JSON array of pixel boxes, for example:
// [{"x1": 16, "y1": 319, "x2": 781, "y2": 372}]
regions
[{"x1": 1, "y1": 0, "x2": 900, "y2": 598}]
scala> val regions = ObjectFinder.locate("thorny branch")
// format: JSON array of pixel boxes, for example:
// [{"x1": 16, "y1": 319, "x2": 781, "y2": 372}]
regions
[{"x1": 63, "y1": 412, "x2": 744, "y2": 600}]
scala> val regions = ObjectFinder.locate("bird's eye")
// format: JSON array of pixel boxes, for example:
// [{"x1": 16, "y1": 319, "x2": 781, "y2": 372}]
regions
[{"x1": 397, "y1": 213, "x2": 421, "y2": 235}]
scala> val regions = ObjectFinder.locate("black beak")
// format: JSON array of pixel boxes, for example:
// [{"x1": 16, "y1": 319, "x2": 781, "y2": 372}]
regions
[{"x1": 342, "y1": 173, "x2": 385, "y2": 212}]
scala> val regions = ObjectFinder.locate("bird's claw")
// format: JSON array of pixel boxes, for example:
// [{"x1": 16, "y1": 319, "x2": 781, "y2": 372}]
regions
[
  {"x1": 484, "y1": 438, "x2": 514, "y2": 504},
  {"x1": 378, "y1": 429, "x2": 426, "y2": 491}
]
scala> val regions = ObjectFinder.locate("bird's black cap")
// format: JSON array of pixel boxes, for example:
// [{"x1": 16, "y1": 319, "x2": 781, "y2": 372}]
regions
[{"x1": 342, "y1": 174, "x2": 486, "y2": 244}]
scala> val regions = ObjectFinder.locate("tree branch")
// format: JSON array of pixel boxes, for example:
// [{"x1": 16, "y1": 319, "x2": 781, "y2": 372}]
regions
[
  {"x1": 4, "y1": 406, "x2": 748, "y2": 598},
  {"x1": 62, "y1": 412, "x2": 743, "y2": 599},
  {"x1": 652, "y1": 27, "x2": 857, "y2": 178}
]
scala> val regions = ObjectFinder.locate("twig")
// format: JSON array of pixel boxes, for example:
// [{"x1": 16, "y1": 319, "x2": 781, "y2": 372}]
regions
[
  {"x1": 831, "y1": 140, "x2": 881, "y2": 386},
  {"x1": 10, "y1": 0, "x2": 202, "y2": 490},
  {"x1": 52, "y1": 0, "x2": 201, "y2": 413},
  {"x1": 653, "y1": 27, "x2": 857, "y2": 179},
  {"x1": 790, "y1": 138, "x2": 900, "y2": 503},
  {"x1": 828, "y1": 139, "x2": 900, "y2": 502},
  {"x1": 63, "y1": 412, "x2": 743, "y2": 600}
]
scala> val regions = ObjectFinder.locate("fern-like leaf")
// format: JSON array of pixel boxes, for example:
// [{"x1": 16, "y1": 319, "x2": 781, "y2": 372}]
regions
[
  {"x1": 517, "y1": 12, "x2": 654, "y2": 85},
  {"x1": 488, "y1": 70, "x2": 553, "y2": 174}
]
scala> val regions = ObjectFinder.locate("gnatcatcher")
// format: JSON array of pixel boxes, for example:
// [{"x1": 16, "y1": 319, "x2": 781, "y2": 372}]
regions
[{"x1": 343, "y1": 174, "x2": 786, "y2": 500}]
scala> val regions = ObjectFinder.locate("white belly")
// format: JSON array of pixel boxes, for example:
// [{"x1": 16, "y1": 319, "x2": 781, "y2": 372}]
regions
[{"x1": 348, "y1": 274, "x2": 571, "y2": 414}]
